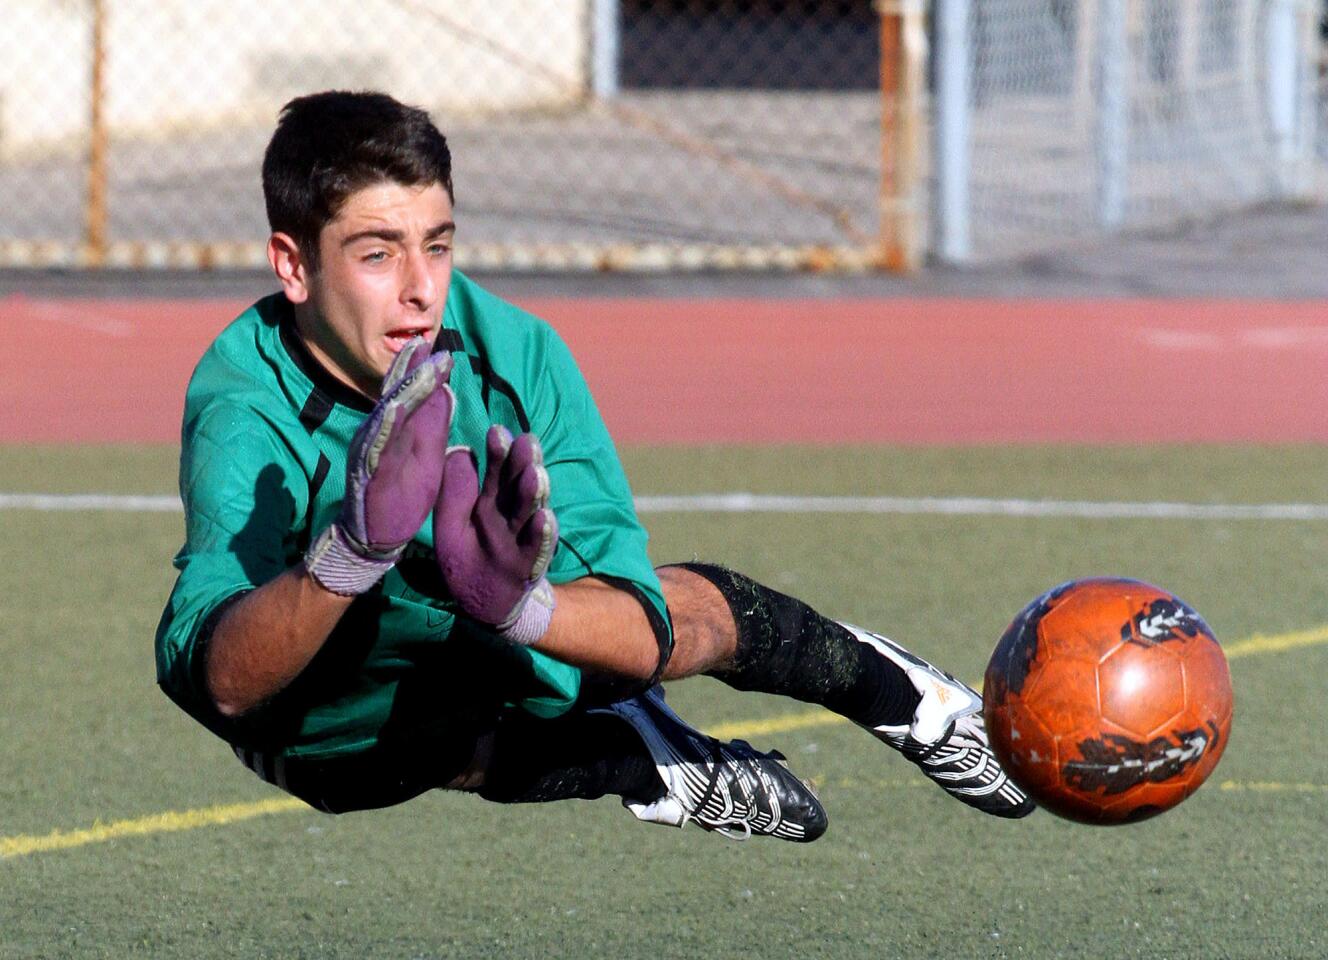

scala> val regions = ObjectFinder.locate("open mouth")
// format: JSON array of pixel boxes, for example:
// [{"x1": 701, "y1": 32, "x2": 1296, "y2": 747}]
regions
[{"x1": 385, "y1": 328, "x2": 431, "y2": 352}]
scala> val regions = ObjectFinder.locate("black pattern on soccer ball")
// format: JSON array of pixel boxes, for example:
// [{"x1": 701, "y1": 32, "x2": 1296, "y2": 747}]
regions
[
  {"x1": 1120, "y1": 597, "x2": 1211, "y2": 648},
  {"x1": 991, "y1": 581, "x2": 1073, "y2": 697},
  {"x1": 1063, "y1": 721, "x2": 1220, "y2": 795}
]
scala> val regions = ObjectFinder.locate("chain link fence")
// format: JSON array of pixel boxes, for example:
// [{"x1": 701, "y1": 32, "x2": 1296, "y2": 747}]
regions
[
  {"x1": 951, "y1": 0, "x2": 1325, "y2": 261},
  {"x1": 0, "y1": 0, "x2": 888, "y2": 270},
  {"x1": 0, "y1": 0, "x2": 1324, "y2": 271}
]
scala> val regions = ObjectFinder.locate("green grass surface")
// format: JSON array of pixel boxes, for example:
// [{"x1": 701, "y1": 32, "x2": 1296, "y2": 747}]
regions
[{"x1": 2, "y1": 444, "x2": 1326, "y2": 959}]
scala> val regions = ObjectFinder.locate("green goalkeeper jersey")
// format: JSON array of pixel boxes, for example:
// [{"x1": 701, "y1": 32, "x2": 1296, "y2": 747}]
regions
[{"x1": 156, "y1": 271, "x2": 667, "y2": 760}]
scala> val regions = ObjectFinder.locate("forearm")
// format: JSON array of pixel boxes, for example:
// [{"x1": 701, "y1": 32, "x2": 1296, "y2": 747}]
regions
[
  {"x1": 205, "y1": 563, "x2": 354, "y2": 718},
  {"x1": 197, "y1": 339, "x2": 452, "y2": 720},
  {"x1": 532, "y1": 578, "x2": 662, "y2": 679}
]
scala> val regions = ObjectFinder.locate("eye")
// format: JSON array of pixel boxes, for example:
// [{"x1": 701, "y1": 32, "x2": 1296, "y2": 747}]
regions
[
  {"x1": 362, "y1": 250, "x2": 388, "y2": 264},
  {"x1": 427, "y1": 241, "x2": 451, "y2": 257}
]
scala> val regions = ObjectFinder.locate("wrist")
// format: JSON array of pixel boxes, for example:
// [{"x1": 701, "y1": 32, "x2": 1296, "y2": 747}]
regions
[
  {"x1": 304, "y1": 523, "x2": 397, "y2": 596},
  {"x1": 497, "y1": 578, "x2": 556, "y2": 646}
]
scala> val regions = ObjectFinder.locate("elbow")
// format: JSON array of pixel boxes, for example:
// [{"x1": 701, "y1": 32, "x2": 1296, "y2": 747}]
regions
[
  {"x1": 210, "y1": 688, "x2": 256, "y2": 721},
  {"x1": 608, "y1": 641, "x2": 662, "y2": 683},
  {"x1": 205, "y1": 665, "x2": 262, "y2": 720},
  {"x1": 198, "y1": 592, "x2": 267, "y2": 720},
  {"x1": 211, "y1": 695, "x2": 251, "y2": 721},
  {"x1": 628, "y1": 645, "x2": 663, "y2": 682}
]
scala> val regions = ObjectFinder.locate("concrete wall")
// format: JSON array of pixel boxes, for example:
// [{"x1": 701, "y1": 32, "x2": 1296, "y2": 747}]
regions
[{"x1": 0, "y1": 0, "x2": 591, "y2": 155}]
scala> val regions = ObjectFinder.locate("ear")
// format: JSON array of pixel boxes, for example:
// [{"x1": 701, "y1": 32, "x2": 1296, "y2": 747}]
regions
[{"x1": 267, "y1": 232, "x2": 312, "y2": 304}]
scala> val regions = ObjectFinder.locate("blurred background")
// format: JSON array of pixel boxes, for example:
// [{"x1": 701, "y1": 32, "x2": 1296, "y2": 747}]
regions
[
  {"x1": 2, "y1": 0, "x2": 1324, "y2": 275},
  {"x1": 4, "y1": 8, "x2": 1328, "y2": 958}
]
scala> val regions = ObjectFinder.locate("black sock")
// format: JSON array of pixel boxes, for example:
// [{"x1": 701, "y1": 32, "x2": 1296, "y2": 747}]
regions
[
  {"x1": 478, "y1": 710, "x2": 665, "y2": 805},
  {"x1": 679, "y1": 562, "x2": 921, "y2": 728}
]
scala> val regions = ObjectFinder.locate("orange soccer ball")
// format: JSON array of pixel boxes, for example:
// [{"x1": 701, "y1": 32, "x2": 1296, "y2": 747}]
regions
[{"x1": 983, "y1": 578, "x2": 1233, "y2": 824}]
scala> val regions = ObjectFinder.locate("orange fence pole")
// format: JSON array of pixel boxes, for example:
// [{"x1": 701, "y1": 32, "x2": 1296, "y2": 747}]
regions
[
  {"x1": 85, "y1": 0, "x2": 108, "y2": 266},
  {"x1": 877, "y1": 0, "x2": 924, "y2": 272}
]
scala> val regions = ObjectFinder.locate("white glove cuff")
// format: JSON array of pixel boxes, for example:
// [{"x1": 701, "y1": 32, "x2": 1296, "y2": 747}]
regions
[
  {"x1": 498, "y1": 578, "x2": 556, "y2": 646},
  {"x1": 305, "y1": 524, "x2": 397, "y2": 596}
]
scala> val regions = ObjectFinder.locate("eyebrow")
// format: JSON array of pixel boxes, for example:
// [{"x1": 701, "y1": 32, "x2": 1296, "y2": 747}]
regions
[{"x1": 340, "y1": 221, "x2": 456, "y2": 247}]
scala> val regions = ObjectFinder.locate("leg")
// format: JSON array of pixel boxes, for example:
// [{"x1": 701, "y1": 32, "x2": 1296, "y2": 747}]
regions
[
  {"x1": 660, "y1": 562, "x2": 1035, "y2": 819},
  {"x1": 474, "y1": 703, "x2": 827, "y2": 842},
  {"x1": 658, "y1": 563, "x2": 921, "y2": 728},
  {"x1": 474, "y1": 710, "x2": 662, "y2": 804},
  {"x1": 656, "y1": 564, "x2": 739, "y2": 678},
  {"x1": 231, "y1": 733, "x2": 481, "y2": 814},
  {"x1": 231, "y1": 714, "x2": 663, "y2": 813}
]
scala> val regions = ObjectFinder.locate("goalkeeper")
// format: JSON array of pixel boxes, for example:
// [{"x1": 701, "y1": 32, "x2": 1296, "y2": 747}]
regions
[{"x1": 156, "y1": 91, "x2": 1033, "y2": 841}]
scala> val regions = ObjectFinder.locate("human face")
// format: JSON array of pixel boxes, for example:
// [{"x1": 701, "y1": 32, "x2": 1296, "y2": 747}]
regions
[{"x1": 278, "y1": 180, "x2": 455, "y2": 398}]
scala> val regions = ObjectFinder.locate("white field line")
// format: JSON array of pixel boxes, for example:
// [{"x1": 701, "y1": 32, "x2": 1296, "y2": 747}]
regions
[
  {"x1": 5, "y1": 491, "x2": 1328, "y2": 520},
  {"x1": 14, "y1": 297, "x2": 136, "y2": 337},
  {"x1": 0, "y1": 493, "x2": 184, "y2": 512},
  {"x1": 634, "y1": 494, "x2": 1328, "y2": 520}
]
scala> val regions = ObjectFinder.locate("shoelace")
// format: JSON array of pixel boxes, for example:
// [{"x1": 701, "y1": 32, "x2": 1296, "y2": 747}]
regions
[{"x1": 682, "y1": 739, "x2": 761, "y2": 841}]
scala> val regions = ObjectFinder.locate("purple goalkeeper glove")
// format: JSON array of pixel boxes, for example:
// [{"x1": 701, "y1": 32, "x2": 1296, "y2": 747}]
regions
[
  {"x1": 432, "y1": 425, "x2": 559, "y2": 645},
  {"x1": 305, "y1": 337, "x2": 454, "y2": 595}
]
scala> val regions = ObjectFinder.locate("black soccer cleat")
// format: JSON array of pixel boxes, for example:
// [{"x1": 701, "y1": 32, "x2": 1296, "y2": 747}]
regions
[
  {"x1": 845, "y1": 624, "x2": 1037, "y2": 819},
  {"x1": 596, "y1": 686, "x2": 828, "y2": 842}
]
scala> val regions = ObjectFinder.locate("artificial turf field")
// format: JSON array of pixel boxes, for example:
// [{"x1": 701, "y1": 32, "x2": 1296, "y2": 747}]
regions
[{"x1": 2, "y1": 444, "x2": 1326, "y2": 959}]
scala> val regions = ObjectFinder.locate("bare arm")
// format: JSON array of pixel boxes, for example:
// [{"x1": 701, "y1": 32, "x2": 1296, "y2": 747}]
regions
[
  {"x1": 533, "y1": 578, "x2": 659, "y2": 679},
  {"x1": 204, "y1": 338, "x2": 453, "y2": 719},
  {"x1": 431, "y1": 430, "x2": 739, "y2": 682},
  {"x1": 209, "y1": 571, "x2": 662, "y2": 716},
  {"x1": 205, "y1": 563, "x2": 353, "y2": 718},
  {"x1": 531, "y1": 567, "x2": 739, "y2": 682}
]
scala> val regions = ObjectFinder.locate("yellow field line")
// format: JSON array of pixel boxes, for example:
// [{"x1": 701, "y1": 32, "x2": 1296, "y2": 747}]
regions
[
  {"x1": 4, "y1": 621, "x2": 1327, "y2": 861},
  {"x1": 0, "y1": 797, "x2": 307, "y2": 860},
  {"x1": 1219, "y1": 780, "x2": 1328, "y2": 793},
  {"x1": 706, "y1": 708, "x2": 848, "y2": 741},
  {"x1": 1224, "y1": 623, "x2": 1328, "y2": 659}
]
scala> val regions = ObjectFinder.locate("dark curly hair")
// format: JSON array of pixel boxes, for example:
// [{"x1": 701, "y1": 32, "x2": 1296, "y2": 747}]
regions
[{"x1": 261, "y1": 91, "x2": 453, "y2": 269}]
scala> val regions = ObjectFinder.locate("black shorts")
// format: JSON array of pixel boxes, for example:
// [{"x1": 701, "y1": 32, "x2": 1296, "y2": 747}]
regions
[{"x1": 232, "y1": 730, "x2": 481, "y2": 814}]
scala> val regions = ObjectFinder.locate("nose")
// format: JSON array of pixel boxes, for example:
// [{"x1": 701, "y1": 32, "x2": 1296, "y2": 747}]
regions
[{"x1": 400, "y1": 249, "x2": 438, "y2": 311}]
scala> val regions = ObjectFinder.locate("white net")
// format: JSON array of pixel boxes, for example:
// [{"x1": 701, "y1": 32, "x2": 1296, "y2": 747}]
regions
[{"x1": 956, "y1": 0, "x2": 1325, "y2": 261}]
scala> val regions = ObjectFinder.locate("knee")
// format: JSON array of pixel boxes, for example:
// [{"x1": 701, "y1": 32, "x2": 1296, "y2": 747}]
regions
[{"x1": 656, "y1": 563, "x2": 740, "y2": 678}]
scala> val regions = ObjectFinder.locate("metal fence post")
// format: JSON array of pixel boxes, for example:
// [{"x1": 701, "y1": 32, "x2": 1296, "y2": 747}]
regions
[
  {"x1": 932, "y1": 0, "x2": 972, "y2": 264},
  {"x1": 592, "y1": 0, "x2": 620, "y2": 100},
  {"x1": 1266, "y1": 0, "x2": 1297, "y2": 196},
  {"x1": 1295, "y1": 0, "x2": 1319, "y2": 197},
  {"x1": 1095, "y1": 0, "x2": 1128, "y2": 230},
  {"x1": 1265, "y1": 0, "x2": 1317, "y2": 198}
]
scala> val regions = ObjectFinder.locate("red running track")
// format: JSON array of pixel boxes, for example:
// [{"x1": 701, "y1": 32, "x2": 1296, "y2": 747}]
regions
[{"x1": 2, "y1": 294, "x2": 1325, "y2": 444}]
